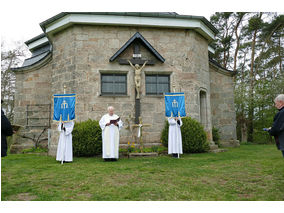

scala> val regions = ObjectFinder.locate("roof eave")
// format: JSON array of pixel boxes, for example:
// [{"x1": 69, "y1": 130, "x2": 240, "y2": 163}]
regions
[
  {"x1": 40, "y1": 13, "x2": 217, "y2": 42},
  {"x1": 209, "y1": 60, "x2": 237, "y2": 76},
  {"x1": 11, "y1": 52, "x2": 52, "y2": 72}
]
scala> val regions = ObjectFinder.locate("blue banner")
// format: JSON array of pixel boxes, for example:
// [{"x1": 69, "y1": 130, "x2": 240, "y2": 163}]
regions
[
  {"x1": 164, "y1": 92, "x2": 186, "y2": 117},
  {"x1": 53, "y1": 94, "x2": 76, "y2": 121}
]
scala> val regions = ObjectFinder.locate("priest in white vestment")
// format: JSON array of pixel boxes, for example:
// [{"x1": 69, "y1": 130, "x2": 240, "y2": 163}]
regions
[
  {"x1": 99, "y1": 106, "x2": 123, "y2": 161},
  {"x1": 168, "y1": 117, "x2": 183, "y2": 158},
  {"x1": 56, "y1": 121, "x2": 74, "y2": 162}
]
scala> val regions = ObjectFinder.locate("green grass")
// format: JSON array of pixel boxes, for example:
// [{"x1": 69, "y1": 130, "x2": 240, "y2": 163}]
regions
[{"x1": 1, "y1": 144, "x2": 284, "y2": 201}]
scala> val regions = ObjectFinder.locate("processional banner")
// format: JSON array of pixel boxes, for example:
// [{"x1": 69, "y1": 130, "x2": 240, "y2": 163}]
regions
[
  {"x1": 53, "y1": 94, "x2": 76, "y2": 121},
  {"x1": 164, "y1": 92, "x2": 186, "y2": 117}
]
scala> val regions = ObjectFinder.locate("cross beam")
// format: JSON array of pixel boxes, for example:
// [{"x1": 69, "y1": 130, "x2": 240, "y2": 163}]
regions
[{"x1": 118, "y1": 59, "x2": 155, "y2": 65}]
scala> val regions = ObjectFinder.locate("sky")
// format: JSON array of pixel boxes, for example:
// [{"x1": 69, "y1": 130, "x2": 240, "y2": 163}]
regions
[
  {"x1": 1, "y1": 0, "x2": 283, "y2": 49},
  {"x1": 1, "y1": 1, "x2": 284, "y2": 211}
]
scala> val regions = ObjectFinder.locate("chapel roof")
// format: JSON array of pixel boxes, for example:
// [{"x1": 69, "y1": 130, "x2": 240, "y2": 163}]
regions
[
  {"x1": 39, "y1": 12, "x2": 219, "y2": 35},
  {"x1": 12, "y1": 12, "x2": 226, "y2": 72},
  {"x1": 209, "y1": 58, "x2": 237, "y2": 76}
]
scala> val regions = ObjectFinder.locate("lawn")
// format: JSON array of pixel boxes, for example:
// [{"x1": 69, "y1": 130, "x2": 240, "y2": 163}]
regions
[{"x1": 1, "y1": 144, "x2": 284, "y2": 201}]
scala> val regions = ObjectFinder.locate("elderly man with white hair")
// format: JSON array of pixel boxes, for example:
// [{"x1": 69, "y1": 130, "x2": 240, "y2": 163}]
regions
[
  {"x1": 268, "y1": 94, "x2": 284, "y2": 157},
  {"x1": 99, "y1": 106, "x2": 123, "y2": 161}
]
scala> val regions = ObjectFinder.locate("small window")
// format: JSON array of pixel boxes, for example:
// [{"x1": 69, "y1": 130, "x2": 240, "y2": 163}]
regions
[
  {"x1": 101, "y1": 74, "x2": 127, "y2": 95},
  {"x1": 200, "y1": 90, "x2": 207, "y2": 127},
  {"x1": 145, "y1": 74, "x2": 170, "y2": 95}
]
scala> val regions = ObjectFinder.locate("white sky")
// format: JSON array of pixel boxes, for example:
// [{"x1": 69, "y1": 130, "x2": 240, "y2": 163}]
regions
[
  {"x1": 0, "y1": 1, "x2": 283, "y2": 211},
  {"x1": 1, "y1": 0, "x2": 283, "y2": 49}
]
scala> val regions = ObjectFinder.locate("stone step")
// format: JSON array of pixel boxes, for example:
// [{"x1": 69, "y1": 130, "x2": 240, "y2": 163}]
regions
[
  {"x1": 220, "y1": 140, "x2": 240, "y2": 148},
  {"x1": 209, "y1": 149, "x2": 228, "y2": 153},
  {"x1": 209, "y1": 144, "x2": 219, "y2": 150}
]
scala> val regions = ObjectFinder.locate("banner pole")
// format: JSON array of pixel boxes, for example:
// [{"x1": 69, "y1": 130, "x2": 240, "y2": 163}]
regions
[{"x1": 62, "y1": 84, "x2": 67, "y2": 165}]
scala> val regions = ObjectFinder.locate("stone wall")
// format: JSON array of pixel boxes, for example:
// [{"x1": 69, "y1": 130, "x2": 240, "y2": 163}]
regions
[
  {"x1": 209, "y1": 65, "x2": 239, "y2": 147},
  {"x1": 47, "y1": 25, "x2": 215, "y2": 156},
  {"x1": 11, "y1": 62, "x2": 52, "y2": 153}
]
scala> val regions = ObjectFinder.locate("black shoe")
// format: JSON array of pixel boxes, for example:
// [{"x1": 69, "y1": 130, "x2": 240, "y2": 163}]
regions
[{"x1": 172, "y1": 154, "x2": 178, "y2": 158}]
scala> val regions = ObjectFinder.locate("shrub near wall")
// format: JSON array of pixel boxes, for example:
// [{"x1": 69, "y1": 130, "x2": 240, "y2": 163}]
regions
[
  {"x1": 212, "y1": 127, "x2": 221, "y2": 147},
  {"x1": 161, "y1": 117, "x2": 209, "y2": 153},
  {"x1": 72, "y1": 119, "x2": 102, "y2": 157}
]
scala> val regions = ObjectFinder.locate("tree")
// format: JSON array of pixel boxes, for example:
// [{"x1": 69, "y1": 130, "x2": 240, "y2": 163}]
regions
[
  {"x1": 1, "y1": 41, "x2": 29, "y2": 121},
  {"x1": 244, "y1": 12, "x2": 263, "y2": 143},
  {"x1": 211, "y1": 12, "x2": 284, "y2": 143},
  {"x1": 210, "y1": 12, "x2": 234, "y2": 69}
]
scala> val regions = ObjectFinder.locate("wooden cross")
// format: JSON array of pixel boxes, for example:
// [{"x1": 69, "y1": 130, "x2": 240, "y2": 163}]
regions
[{"x1": 131, "y1": 116, "x2": 152, "y2": 152}]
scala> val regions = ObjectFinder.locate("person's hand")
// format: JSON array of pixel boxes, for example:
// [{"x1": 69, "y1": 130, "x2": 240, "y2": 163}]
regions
[
  {"x1": 13, "y1": 130, "x2": 17, "y2": 134},
  {"x1": 106, "y1": 123, "x2": 110, "y2": 126},
  {"x1": 114, "y1": 122, "x2": 118, "y2": 126}
]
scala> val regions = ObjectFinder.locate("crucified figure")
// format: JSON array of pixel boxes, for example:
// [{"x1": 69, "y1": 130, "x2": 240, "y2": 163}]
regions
[{"x1": 128, "y1": 60, "x2": 147, "y2": 99}]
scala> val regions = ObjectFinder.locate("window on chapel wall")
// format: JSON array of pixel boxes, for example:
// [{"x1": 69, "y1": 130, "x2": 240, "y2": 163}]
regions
[
  {"x1": 199, "y1": 90, "x2": 207, "y2": 127},
  {"x1": 101, "y1": 73, "x2": 127, "y2": 95},
  {"x1": 145, "y1": 74, "x2": 170, "y2": 95}
]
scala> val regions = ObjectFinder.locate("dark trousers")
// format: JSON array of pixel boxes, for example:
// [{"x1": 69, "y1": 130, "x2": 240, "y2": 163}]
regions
[
  {"x1": 282, "y1": 150, "x2": 284, "y2": 157},
  {"x1": 104, "y1": 158, "x2": 117, "y2": 161}
]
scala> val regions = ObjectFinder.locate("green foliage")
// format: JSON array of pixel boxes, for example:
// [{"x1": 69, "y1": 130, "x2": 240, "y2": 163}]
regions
[
  {"x1": 121, "y1": 146, "x2": 167, "y2": 154},
  {"x1": 72, "y1": 119, "x2": 102, "y2": 157},
  {"x1": 161, "y1": 117, "x2": 209, "y2": 153},
  {"x1": 252, "y1": 130, "x2": 274, "y2": 144},
  {"x1": 127, "y1": 142, "x2": 135, "y2": 153},
  {"x1": 22, "y1": 147, "x2": 48, "y2": 154},
  {"x1": 240, "y1": 141, "x2": 254, "y2": 145},
  {"x1": 7, "y1": 136, "x2": 13, "y2": 154},
  {"x1": 150, "y1": 146, "x2": 159, "y2": 152},
  {"x1": 161, "y1": 120, "x2": 169, "y2": 147},
  {"x1": 212, "y1": 127, "x2": 221, "y2": 147}
]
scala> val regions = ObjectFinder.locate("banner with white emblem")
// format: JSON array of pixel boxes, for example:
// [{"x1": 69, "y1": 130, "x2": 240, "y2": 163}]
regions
[
  {"x1": 164, "y1": 92, "x2": 186, "y2": 117},
  {"x1": 53, "y1": 94, "x2": 76, "y2": 121}
]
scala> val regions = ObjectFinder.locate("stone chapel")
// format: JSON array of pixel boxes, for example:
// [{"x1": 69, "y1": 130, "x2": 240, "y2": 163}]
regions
[{"x1": 11, "y1": 12, "x2": 239, "y2": 155}]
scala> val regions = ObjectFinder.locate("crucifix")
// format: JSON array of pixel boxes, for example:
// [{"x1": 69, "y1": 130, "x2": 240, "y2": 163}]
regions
[
  {"x1": 128, "y1": 59, "x2": 147, "y2": 100},
  {"x1": 125, "y1": 42, "x2": 151, "y2": 124},
  {"x1": 132, "y1": 116, "x2": 151, "y2": 152}
]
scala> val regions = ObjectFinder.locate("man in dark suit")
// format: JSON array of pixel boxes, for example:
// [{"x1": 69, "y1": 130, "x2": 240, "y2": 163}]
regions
[
  {"x1": 1, "y1": 100, "x2": 13, "y2": 157},
  {"x1": 269, "y1": 94, "x2": 284, "y2": 157}
]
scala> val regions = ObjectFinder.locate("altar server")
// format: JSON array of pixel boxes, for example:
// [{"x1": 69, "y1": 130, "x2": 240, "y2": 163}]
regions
[
  {"x1": 56, "y1": 121, "x2": 74, "y2": 163},
  {"x1": 168, "y1": 117, "x2": 183, "y2": 158},
  {"x1": 99, "y1": 106, "x2": 123, "y2": 161}
]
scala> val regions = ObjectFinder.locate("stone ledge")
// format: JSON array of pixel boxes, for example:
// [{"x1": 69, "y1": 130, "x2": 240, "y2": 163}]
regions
[
  {"x1": 129, "y1": 152, "x2": 158, "y2": 157},
  {"x1": 220, "y1": 140, "x2": 240, "y2": 148},
  {"x1": 119, "y1": 143, "x2": 162, "y2": 148},
  {"x1": 9, "y1": 144, "x2": 33, "y2": 154}
]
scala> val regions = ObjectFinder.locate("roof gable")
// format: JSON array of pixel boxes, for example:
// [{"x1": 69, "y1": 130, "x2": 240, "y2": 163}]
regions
[{"x1": 109, "y1": 32, "x2": 165, "y2": 63}]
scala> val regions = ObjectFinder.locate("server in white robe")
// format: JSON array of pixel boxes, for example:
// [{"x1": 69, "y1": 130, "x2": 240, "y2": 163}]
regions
[
  {"x1": 56, "y1": 121, "x2": 74, "y2": 162},
  {"x1": 168, "y1": 117, "x2": 183, "y2": 158},
  {"x1": 99, "y1": 106, "x2": 123, "y2": 161}
]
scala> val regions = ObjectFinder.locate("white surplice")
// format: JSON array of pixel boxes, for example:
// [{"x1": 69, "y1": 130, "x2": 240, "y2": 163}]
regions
[
  {"x1": 168, "y1": 117, "x2": 183, "y2": 154},
  {"x1": 99, "y1": 114, "x2": 123, "y2": 159},
  {"x1": 56, "y1": 121, "x2": 74, "y2": 162}
]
